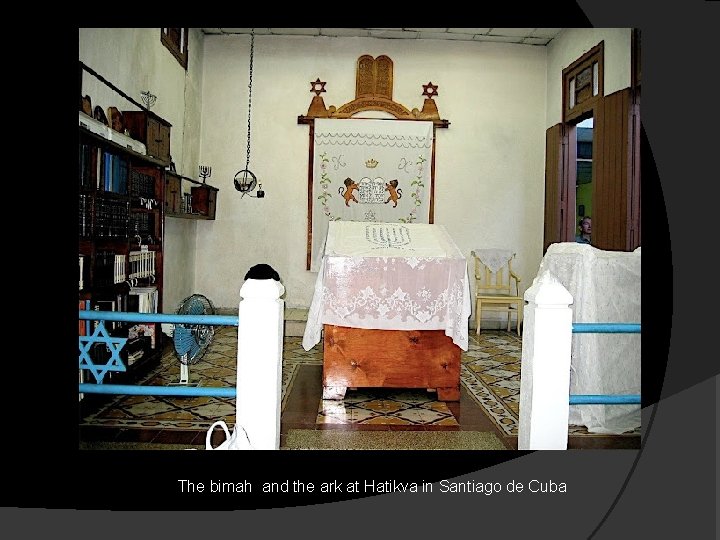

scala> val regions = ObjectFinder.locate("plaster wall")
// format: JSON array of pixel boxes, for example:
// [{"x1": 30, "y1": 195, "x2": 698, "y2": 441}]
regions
[{"x1": 199, "y1": 35, "x2": 548, "y2": 316}]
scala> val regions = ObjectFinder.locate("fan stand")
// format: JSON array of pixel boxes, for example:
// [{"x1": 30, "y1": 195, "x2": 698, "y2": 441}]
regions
[{"x1": 167, "y1": 353, "x2": 200, "y2": 387}]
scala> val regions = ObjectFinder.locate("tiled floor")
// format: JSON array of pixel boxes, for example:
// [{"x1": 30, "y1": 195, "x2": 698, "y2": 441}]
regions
[{"x1": 79, "y1": 317, "x2": 641, "y2": 450}]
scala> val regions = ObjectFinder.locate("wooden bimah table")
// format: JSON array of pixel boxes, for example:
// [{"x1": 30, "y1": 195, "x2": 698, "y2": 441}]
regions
[{"x1": 302, "y1": 221, "x2": 471, "y2": 401}]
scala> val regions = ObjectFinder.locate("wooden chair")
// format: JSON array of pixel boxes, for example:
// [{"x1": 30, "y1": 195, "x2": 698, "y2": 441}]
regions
[{"x1": 472, "y1": 250, "x2": 523, "y2": 336}]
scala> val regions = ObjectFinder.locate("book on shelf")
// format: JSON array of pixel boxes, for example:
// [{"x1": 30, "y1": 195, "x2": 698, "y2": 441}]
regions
[
  {"x1": 79, "y1": 254, "x2": 84, "y2": 290},
  {"x1": 128, "y1": 285, "x2": 158, "y2": 349},
  {"x1": 129, "y1": 286, "x2": 158, "y2": 313}
]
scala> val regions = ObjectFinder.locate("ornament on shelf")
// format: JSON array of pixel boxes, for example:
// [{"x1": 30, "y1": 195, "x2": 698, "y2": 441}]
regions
[
  {"x1": 141, "y1": 90, "x2": 157, "y2": 110},
  {"x1": 199, "y1": 165, "x2": 212, "y2": 184}
]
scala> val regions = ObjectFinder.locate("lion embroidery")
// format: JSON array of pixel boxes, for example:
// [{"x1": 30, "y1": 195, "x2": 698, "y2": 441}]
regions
[
  {"x1": 338, "y1": 177, "x2": 360, "y2": 206},
  {"x1": 384, "y1": 179, "x2": 403, "y2": 208}
]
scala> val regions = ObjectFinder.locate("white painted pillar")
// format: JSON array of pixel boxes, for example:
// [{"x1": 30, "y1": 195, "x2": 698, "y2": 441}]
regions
[
  {"x1": 518, "y1": 271, "x2": 574, "y2": 450},
  {"x1": 236, "y1": 278, "x2": 285, "y2": 450}
]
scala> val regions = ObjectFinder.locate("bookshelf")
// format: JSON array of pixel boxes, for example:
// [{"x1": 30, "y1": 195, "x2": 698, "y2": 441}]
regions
[
  {"x1": 165, "y1": 172, "x2": 219, "y2": 220},
  {"x1": 78, "y1": 125, "x2": 166, "y2": 378},
  {"x1": 78, "y1": 62, "x2": 168, "y2": 409}
]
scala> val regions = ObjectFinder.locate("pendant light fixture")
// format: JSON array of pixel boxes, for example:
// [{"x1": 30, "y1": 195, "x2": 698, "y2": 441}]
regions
[{"x1": 234, "y1": 29, "x2": 264, "y2": 198}]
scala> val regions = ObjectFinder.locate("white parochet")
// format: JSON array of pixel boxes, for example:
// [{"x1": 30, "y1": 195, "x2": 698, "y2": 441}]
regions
[{"x1": 310, "y1": 118, "x2": 434, "y2": 271}]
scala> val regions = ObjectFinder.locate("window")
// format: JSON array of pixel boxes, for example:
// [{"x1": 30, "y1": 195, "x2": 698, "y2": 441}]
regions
[
  {"x1": 562, "y1": 42, "x2": 603, "y2": 123},
  {"x1": 161, "y1": 28, "x2": 188, "y2": 69}
]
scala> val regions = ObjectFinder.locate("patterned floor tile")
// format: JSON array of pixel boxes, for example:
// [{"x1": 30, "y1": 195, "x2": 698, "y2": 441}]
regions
[{"x1": 80, "y1": 325, "x2": 525, "y2": 436}]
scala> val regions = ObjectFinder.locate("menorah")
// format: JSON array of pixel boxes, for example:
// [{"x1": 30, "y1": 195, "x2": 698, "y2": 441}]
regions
[
  {"x1": 199, "y1": 165, "x2": 212, "y2": 184},
  {"x1": 140, "y1": 90, "x2": 157, "y2": 110}
]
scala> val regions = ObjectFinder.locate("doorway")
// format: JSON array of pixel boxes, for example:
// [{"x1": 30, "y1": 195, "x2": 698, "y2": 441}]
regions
[{"x1": 575, "y1": 117, "x2": 593, "y2": 240}]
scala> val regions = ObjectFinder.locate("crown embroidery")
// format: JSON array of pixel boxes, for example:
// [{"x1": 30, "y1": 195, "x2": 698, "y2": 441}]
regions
[{"x1": 365, "y1": 158, "x2": 378, "y2": 168}]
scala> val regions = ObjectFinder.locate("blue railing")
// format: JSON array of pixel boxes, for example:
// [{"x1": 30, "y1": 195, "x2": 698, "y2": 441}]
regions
[
  {"x1": 79, "y1": 310, "x2": 239, "y2": 326},
  {"x1": 569, "y1": 322, "x2": 641, "y2": 405},
  {"x1": 79, "y1": 310, "x2": 239, "y2": 397},
  {"x1": 80, "y1": 314, "x2": 642, "y2": 404}
]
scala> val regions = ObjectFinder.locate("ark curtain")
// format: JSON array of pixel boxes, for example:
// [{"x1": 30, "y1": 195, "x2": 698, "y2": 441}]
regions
[{"x1": 310, "y1": 118, "x2": 434, "y2": 271}]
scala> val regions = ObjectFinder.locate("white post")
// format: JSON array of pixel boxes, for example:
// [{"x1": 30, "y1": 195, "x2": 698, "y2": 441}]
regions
[
  {"x1": 518, "y1": 271, "x2": 574, "y2": 450},
  {"x1": 236, "y1": 278, "x2": 285, "y2": 450}
]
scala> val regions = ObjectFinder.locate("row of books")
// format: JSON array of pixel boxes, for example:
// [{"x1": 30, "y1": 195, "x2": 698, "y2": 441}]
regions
[
  {"x1": 79, "y1": 194, "x2": 93, "y2": 237},
  {"x1": 130, "y1": 212, "x2": 156, "y2": 241},
  {"x1": 80, "y1": 250, "x2": 159, "y2": 290},
  {"x1": 78, "y1": 290, "x2": 157, "y2": 371},
  {"x1": 79, "y1": 143, "x2": 129, "y2": 195},
  {"x1": 129, "y1": 169, "x2": 157, "y2": 199},
  {"x1": 92, "y1": 250, "x2": 126, "y2": 288},
  {"x1": 129, "y1": 286, "x2": 158, "y2": 349},
  {"x1": 79, "y1": 288, "x2": 157, "y2": 330},
  {"x1": 80, "y1": 193, "x2": 131, "y2": 238}
]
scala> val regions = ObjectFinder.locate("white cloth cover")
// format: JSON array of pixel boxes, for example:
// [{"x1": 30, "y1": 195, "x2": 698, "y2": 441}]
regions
[
  {"x1": 537, "y1": 243, "x2": 641, "y2": 434},
  {"x1": 310, "y1": 118, "x2": 434, "y2": 271},
  {"x1": 471, "y1": 249, "x2": 515, "y2": 273},
  {"x1": 303, "y1": 221, "x2": 471, "y2": 351}
]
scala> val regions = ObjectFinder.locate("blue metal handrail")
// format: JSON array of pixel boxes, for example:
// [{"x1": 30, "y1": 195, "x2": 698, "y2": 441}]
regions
[
  {"x1": 79, "y1": 383, "x2": 236, "y2": 397},
  {"x1": 79, "y1": 310, "x2": 239, "y2": 395},
  {"x1": 572, "y1": 322, "x2": 640, "y2": 333},
  {"x1": 570, "y1": 322, "x2": 641, "y2": 406},
  {"x1": 79, "y1": 310, "x2": 239, "y2": 326}
]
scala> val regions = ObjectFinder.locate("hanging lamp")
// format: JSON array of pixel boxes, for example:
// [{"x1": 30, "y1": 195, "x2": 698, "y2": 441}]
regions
[{"x1": 234, "y1": 29, "x2": 264, "y2": 198}]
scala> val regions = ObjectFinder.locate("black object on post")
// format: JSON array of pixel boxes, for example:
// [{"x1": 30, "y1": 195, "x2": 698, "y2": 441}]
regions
[{"x1": 244, "y1": 264, "x2": 280, "y2": 281}]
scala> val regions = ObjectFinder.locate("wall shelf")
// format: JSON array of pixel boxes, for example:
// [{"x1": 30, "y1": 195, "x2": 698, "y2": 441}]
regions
[{"x1": 165, "y1": 172, "x2": 219, "y2": 220}]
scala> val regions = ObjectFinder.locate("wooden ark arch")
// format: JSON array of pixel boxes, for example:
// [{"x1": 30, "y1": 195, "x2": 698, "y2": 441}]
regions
[{"x1": 298, "y1": 55, "x2": 450, "y2": 269}]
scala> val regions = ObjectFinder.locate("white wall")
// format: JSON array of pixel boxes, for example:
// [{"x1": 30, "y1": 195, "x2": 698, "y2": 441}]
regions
[
  {"x1": 198, "y1": 35, "x2": 549, "y2": 315},
  {"x1": 545, "y1": 28, "x2": 632, "y2": 128}
]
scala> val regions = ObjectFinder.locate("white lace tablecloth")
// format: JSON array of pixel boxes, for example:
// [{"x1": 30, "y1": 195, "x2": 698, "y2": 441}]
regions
[
  {"x1": 537, "y1": 243, "x2": 641, "y2": 434},
  {"x1": 302, "y1": 221, "x2": 471, "y2": 351}
]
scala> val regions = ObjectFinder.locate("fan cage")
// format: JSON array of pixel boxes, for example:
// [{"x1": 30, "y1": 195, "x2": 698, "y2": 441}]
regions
[{"x1": 173, "y1": 294, "x2": 216, "y2": 365}]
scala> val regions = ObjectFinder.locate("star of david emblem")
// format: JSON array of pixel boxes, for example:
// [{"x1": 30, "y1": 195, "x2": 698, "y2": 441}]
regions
[
  {"x1": 311, "y1": 78, "x2": 327, "y2": 96},
  {"x1": 78, "y1": 321, "x2": 128, "y2": 383},
  {"x1": 364, "y1": 210, "x2": 377, "y2": 222},
  {"x1": 422, "y1": 82, "x2": 439, "y2": 99}
]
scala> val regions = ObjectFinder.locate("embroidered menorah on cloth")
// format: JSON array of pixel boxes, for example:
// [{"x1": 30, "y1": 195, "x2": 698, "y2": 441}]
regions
[{"x1": 365, "y1": 224, "x2": 412, "y2": 249}]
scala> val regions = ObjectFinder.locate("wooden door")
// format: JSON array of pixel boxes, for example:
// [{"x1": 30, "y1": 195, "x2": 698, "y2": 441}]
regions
[
  {"x1": 543, "y1": 123, "x2": 574, "y2": 252},
  {"x1": 593, "y1": 88, "x2": 641, "y2": 251}
]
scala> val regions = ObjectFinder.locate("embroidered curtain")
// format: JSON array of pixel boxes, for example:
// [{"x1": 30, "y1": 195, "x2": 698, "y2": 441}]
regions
[{"x1": 310, "y1": 118, "x2": 434, "y2": 271}]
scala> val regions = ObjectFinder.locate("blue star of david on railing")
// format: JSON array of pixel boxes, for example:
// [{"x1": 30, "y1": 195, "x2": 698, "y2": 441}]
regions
[{"x1": 79, "y1": 321, "x2": 127, "y2": 383}]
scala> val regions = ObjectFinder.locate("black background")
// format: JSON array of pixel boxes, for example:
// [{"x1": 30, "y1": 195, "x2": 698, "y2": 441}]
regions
[{"x1": 5, "y1": 4, "x2": 717, "y2": 537}]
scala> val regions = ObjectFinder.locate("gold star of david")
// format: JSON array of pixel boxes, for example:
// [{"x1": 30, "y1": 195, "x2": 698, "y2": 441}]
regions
[
  {"x1": 422, "y1": 82, "x2": 439, "y2": 98},
  {"x1": 78, "y1": 321, "x2": 128, "y2": 383},
  {"x1": 311, "y1": 78, "x2": 327, "y2": 96}
]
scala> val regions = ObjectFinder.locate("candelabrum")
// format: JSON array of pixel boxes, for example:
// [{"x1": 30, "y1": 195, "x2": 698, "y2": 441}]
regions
[
  {"x1": 199, "y1": 165, "x2": 212, "y2": 184},
  {"x1": 141, "y1": 90, "x2": 157, "y2": 110}
]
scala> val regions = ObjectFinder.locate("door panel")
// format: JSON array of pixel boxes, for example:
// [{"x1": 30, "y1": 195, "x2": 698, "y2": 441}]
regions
[
  {"x1": 543, "y1": 123, "x2": 573, "y2": 252},
  {"x1": 594, "y1": 88, "x2": 640, "y2": 251}
]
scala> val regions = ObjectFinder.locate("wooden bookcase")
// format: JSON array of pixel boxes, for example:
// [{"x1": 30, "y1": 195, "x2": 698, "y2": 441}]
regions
[
  {"x1": 165, "y1": 172, "x2": 218, "y2": 220},
  {"x1": 78, "y1": 126, "x2": 167, "y2": 384},
  {"x1": 78, "y1": 62, "x2": 170, "y2": 412}
]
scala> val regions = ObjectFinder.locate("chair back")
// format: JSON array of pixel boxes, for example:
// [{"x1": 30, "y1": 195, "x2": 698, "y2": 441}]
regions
[
  {"x1": 472, "y1": 249, "x2": 523, "y2": 335},
  {"x1": 472, "y1": 249, "x2": 521, "y2": 295}
]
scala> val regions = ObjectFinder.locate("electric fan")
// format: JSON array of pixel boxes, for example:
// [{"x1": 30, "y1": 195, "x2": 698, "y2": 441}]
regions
[{"x1": 169, "y1": 294, "x2": 216, "y2": 386}]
